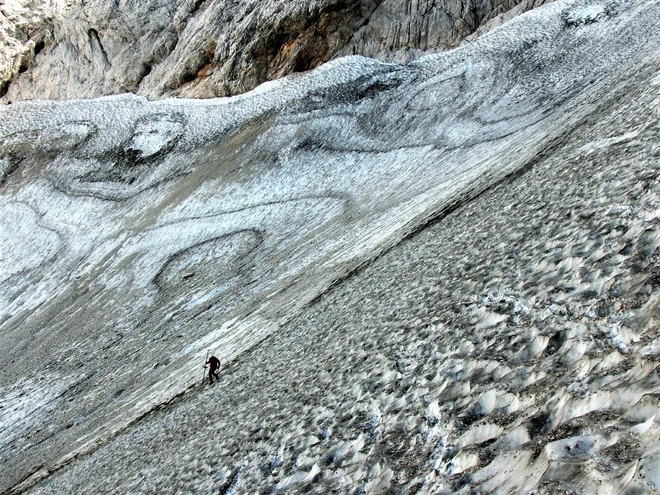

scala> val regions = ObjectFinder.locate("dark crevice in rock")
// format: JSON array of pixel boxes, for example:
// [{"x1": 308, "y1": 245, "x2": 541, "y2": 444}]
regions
[
  {"x1": 33, "y1": 39, "x2": 45, "y2": 56},
  {"x1": 177, "y1": 42, "x2": 216, "y2": 89},
  {"x1": 18, "y1": 60, "x2": 29, "y2": 74},
  {"x1": 0, "y1": 80, "x2": 9, "y2": 99},
  {"x1": 131, "y1": 31, "x2": 181, "y2": 92},
  {"x1": 135, "y1": 62, "x2": 153, "y2": 90},
  {"x1": 88, "y1": 28, "x2": 110, "y2": 66}
]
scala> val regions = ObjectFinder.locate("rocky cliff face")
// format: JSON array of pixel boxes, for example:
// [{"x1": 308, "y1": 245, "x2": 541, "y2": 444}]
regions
[{"x1": 0, "y1": 0, "x2": 550, "y2": 103}]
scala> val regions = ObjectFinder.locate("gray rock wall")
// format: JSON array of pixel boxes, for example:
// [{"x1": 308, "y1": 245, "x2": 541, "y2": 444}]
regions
[{"x1": 1, "y1": 0, "x2": 546, "y2": 103}]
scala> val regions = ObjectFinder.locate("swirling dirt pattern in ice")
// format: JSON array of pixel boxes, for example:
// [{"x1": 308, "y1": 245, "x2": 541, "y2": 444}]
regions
[{"x1": 0, "y1": 0, "x2": 658, "y2": 493}]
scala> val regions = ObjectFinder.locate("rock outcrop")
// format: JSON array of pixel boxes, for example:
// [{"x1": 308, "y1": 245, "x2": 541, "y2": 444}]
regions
[{"x1": 1, "y1": 0, "x2": 550, "y2": 103}]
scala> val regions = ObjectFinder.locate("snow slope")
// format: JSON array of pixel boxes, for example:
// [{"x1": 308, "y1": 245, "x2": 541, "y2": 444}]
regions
[{"x1": 0, "y1": 0, "x2": 659, "y2": 492}]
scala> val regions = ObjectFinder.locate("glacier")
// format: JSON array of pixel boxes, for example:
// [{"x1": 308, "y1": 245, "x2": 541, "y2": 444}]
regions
[{"x1": 1, "y1": 0, "x2": 659, "y2": 492}]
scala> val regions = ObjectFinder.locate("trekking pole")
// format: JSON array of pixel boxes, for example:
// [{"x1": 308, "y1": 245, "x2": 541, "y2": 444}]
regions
[{"x1": 202, "y1": 349, "x2": 209, "y2": 385}]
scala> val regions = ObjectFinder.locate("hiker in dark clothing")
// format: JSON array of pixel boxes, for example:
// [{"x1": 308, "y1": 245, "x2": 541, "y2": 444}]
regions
[{"x1": 205, "y1": 355, "x2": 221, "y2": 384}]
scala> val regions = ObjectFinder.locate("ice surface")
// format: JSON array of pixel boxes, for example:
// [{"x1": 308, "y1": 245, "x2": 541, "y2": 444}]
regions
[{"x1": 0, "y1": 0, "x2": 659, "y2": 492}]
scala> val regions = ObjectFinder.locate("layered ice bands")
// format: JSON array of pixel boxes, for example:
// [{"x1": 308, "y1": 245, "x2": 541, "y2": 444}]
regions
[{"x1": 1, "y1": 0, "x2": 660, "y2": 493}]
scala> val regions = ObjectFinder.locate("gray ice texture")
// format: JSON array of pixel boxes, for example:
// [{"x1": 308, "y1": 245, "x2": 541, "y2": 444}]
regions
[{"x1": 0, "y1": 0, "x2": 660, "y2": 493}]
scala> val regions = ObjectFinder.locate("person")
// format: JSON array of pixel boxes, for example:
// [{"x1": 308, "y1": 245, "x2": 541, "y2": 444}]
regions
[{"x1": 205, "y1": 355, "x2": 221, "y2": 384}]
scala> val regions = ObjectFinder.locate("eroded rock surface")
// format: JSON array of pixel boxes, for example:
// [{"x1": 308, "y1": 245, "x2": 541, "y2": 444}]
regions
[
  {"x1": 1, "y1": 0, "x2": 548, "y2": 103},
  {"x1": 0, "y1": 0, "x2": 659, "y2": 493}
]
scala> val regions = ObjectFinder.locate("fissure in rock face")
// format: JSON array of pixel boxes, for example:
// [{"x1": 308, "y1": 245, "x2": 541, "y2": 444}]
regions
[{"x1": 0, "y1": 0, "x2": 659, "y2": 493}]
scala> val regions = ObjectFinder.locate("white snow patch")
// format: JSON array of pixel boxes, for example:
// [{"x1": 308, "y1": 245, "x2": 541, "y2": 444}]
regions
[{"x1": 127, "y1": 115, "x2": 184, "y2": 158}]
